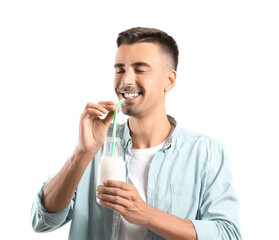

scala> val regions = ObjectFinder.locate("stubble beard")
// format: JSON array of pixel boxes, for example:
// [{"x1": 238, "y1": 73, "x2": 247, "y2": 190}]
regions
[{"x1": 122, "y1": 102, "x2": 142, "y2": 117}]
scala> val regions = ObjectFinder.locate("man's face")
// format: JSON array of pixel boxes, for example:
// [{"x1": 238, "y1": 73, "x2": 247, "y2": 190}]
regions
[{"x1": 113, "y1": 42, "x2": 170, "y2": 117}]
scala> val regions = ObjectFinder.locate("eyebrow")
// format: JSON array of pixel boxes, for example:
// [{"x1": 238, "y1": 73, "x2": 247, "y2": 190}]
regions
[
  {"x1": 132, "y1": 62, "x2": 151, "y2": 68},
  {"x1": 114, "y1": 63, "x2": 125, "y2": 68},
  {"x1": 114, "y1": 62, "x2": 152, "y2": 68}
]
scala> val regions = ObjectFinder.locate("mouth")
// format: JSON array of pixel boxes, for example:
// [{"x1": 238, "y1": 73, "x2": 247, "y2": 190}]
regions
[
  {"x1": 119, "y1": 91, "x2": 142, "y2": 102},
  {"x1": 116, "y1": 85, "x2": 144, "y2": 102}
]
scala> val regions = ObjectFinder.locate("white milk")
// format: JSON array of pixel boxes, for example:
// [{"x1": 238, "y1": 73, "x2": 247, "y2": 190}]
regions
[{"x1": 96, "y1": 156, "x2": 126, "y2": 204}]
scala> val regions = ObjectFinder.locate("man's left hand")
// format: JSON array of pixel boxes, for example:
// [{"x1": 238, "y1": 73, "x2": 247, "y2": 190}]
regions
[{"x1": 97, "y1": 180, "x2": 150, "y2": 226}]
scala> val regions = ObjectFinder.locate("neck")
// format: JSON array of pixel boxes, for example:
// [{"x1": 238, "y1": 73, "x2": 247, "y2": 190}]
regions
[{"x1": 128, "y1": 108, "x2": 172, "y2": 149}]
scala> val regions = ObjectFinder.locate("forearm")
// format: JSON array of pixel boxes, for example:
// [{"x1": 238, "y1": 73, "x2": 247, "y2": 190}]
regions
[
  {"x1": 42, "y1": 146, "x2": 97, "y2": 213},
  {"x1": 144, "y1": 205, "x2": 197, "y2": 240}
]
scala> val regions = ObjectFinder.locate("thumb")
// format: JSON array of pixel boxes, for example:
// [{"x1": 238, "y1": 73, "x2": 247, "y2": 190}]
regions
[{"x1": 102, "y1": 110, "x2": 115, "y2": 127}]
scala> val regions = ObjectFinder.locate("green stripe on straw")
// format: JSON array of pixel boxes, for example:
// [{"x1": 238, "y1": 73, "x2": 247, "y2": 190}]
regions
[{"x1": 111, "y1": 98, "x2": 125, "y2": 157}]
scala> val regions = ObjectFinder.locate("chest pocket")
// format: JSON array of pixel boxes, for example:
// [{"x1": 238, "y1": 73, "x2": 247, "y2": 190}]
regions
[{"x1": 170, "y1": 182, "x2": 201, "y2": 219}]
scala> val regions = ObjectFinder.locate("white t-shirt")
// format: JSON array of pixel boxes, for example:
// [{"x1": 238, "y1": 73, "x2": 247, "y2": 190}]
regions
[{"x1": 118, "y1": 141, "x2": 165, "y2": 240}]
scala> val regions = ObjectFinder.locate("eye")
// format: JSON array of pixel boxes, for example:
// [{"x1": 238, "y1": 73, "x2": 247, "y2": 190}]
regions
[
  {"x1": 135, "y1": 68, "x2": 145, "y2": 73},
  {"x1": 115, "y1": 68, "x2": 125, "y2": 74}
]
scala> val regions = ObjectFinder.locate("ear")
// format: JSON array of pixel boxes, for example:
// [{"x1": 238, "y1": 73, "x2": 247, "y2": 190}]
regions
[{"x1": 164, "y1": 70, "x2": 176, "y2": 92}]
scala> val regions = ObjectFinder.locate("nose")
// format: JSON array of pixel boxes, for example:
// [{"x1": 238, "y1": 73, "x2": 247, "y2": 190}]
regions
[{"x1": 121, "y1": 68, "x2": 136, "y2": 85}]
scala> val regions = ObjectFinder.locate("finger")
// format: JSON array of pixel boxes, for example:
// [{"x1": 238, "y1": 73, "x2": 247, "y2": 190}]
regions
[
  {"x1": 102, "y1": 110, "x2": 115, "y2": 126},
  {"x1": 97, "y1": 101, "x2": 117, "y2": 112},
  {"x1": 84, "y1": 108, "x2": 106, "y2": 119},
  {"x1": 84, "y1": 102, "x2": 109, "y2": 114},
  {"x1": 105, "y1": 180, "x2": 132, "y2": 191},
  {"x1": 98, "y1": 101, "x2": 116, "y2": 106},
  {"x1": 97, "y1": 192, "x2": 128, "y2": 208},
  {"x1": 100, "y1": 104, "x2": 117, "y2": 112},
  {"x1": 97, "y1": 185, "x2": 130, "y2": 200},
  {"x1": 85, "y1": 102, "x2": 117, "y2": 114},
  {"x1": 99, "y1": 199, "x2": 126, "y2": 213}
]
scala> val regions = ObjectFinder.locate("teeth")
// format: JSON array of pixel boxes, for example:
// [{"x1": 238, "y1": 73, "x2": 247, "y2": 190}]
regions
[{"x1": 124, "y1": 93, "x2": 139, "y2": 99}]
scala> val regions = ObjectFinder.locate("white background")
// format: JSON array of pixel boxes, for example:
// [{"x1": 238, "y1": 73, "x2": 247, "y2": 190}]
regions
[{"x1": 0, "y1": 0, "x2": 278, "y2": 239}]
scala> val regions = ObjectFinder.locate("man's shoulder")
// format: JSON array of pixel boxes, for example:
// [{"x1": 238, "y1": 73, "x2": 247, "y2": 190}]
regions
[{"x1": 174, "y1": 126, "x2": 225, "y2": 152}]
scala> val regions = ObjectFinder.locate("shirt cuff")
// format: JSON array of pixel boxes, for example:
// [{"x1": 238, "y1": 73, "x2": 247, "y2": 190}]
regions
[
  {"x1": 191, "y1": 220, "x2": 218, "y2": 240},
  {"x1": 33, "y1": 184, "x2": 71, "y2": 228}
]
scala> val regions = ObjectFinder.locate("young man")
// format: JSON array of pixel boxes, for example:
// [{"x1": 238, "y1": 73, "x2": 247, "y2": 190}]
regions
[{"x1": 31, "y1": 27, "x2": 242, "y2": 240}]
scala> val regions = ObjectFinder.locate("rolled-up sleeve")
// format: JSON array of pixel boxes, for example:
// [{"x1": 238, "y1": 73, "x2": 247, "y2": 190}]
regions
[
  {"x1": 30, "y1": 178, "x2": 75, "y2": 233},
  {"x1": 191, "y1": 140, "x2": 242, "y2": 240}
]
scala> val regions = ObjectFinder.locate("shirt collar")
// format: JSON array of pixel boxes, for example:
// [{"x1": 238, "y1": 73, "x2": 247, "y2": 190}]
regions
[{"x1": 121, "y1": 115, "x2": 177, "y2": 150}]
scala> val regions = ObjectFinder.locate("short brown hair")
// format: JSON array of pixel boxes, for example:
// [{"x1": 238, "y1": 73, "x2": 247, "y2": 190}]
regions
[{"x1": 117, "y1": 27, "x2": 179, "y2": 71}]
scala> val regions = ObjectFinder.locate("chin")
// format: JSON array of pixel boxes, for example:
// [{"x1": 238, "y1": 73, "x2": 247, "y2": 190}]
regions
[{"x1": 122, "y1": 106, "x2": 142, "y2": 117}]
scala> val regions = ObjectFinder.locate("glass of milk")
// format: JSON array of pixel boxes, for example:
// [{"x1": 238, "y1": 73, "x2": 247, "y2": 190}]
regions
[{"x1": 96, "y1": 137, "x2": 126, "y2": 204}]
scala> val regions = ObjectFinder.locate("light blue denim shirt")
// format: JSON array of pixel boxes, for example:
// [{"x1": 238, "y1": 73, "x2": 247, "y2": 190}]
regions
[{"x1": 31, "y1": 116, "x2": 242, "y2": 240}]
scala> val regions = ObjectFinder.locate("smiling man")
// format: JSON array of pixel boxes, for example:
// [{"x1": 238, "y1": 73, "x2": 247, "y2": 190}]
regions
[{"x1": 31, "y1": 27, "x2": 242, "y2": 240}]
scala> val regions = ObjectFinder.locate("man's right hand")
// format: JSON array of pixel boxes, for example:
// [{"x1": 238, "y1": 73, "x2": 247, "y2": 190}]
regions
[
  {"x1": 41, "y1": 101, "x2": 118, "y2": 213},
  {"x1": 78, "y1": 101, "x2": 118, "y2": 153}
]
